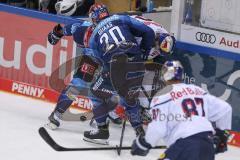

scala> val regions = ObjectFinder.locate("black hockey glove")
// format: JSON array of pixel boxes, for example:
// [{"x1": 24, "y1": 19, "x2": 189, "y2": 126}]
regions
[
  {"x1": 140, "y1": 106, "x2": 152, "y2": 125},
  {"x1": 213, "y1": 128, "x2": 230, "y2": 154},
  {"x1": 140, "y1": 50, "x2": 149, "y2": 61},
  {"x1": 131, "y1": 135, "x2": 152, "y2": 156},
  {"x1": 48, "y1": 24, "x2": 63, "y2": 45}
]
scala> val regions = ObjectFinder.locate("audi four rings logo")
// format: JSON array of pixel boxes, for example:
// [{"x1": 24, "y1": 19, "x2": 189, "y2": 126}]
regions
[{"x1": 195, "y1": 32, "x2": 216, "y2": 44}]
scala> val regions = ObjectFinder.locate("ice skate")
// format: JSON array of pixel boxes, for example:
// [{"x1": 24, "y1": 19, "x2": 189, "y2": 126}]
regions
[
  {"x1": 45, "y1": 112, "x2": 61, "y2": 130},
  {"x1": 83, "y1": 124, "x2": 110, "y2": 145}
]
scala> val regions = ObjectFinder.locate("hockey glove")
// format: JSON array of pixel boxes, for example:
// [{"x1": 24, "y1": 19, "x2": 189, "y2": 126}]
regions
[
  {"x1": 48, "y1": 24, "x2": 63, "y2": 45},
  {"x1": 213, "y1": 128, "x2": 230, "y2": 154},
  {"x1": 131, "y1": 135, "x2": 152, "y2": 156},
  {"x1": 140, "y1": 48, "x2": 151, "y2": 61},
  {"x1": 140, "y1": 107, "x2": 152, "y2": 125},
  {"x1": 147, "y1": 48, "x2": 161, "y2": 60}
]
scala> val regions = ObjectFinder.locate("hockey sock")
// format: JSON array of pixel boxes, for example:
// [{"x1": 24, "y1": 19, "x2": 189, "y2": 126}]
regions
[
  {"x1": 54, "y1": 90, "x2": 73, "y2": 114},
  {"x1": 123, "y1": 100, "x2": 142, "y2": 128}
]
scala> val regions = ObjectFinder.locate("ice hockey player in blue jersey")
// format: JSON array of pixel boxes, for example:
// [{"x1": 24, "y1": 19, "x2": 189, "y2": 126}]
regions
[
  {"x1": 46, "y1": 20, "x2": 99, "y2": 129},
  {"x1": 131, "y1": 60, "x2": 232, "y2": 160},
  {"x1": 46, "y1": 17, "x2": 122, "y2": 130},
  {"x1": 82, "y1": 3, "x2": 158, "y2": 144}
]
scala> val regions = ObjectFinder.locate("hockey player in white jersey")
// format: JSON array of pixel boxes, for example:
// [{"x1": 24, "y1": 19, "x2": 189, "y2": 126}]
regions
[
  {"x1": 133, "y1": 15, "x2": 175, "y2": 60},
  {"x1": 132, "y1": 15, "x2": 169, "y2": 39},
  {"x1": 131, "y1": 60, "x2": 232, "y2": 160}
]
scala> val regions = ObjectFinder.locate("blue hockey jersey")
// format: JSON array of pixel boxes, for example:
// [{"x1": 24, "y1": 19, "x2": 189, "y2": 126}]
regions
[
  {"x1": 62, "y1": 20, "x2": 99, "y2": 60},
  {"x1": 89, "y1": 15, "x2": 155, "y2": 63},
  {"x1": 63, "y1": 20, "x2": 92, "y2": 48}
]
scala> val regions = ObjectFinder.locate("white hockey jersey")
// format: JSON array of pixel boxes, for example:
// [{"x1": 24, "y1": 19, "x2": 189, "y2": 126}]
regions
[
  {"x1": 145, "y1": 83, "x2": 232, "y2": 147},
  {"x1": 131, "y1": 15, "x2": 169, "y2": 36}
]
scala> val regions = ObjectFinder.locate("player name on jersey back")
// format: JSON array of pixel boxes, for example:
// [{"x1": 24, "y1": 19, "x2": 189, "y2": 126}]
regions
[
  {"x1": 170, "y1": 86, "x2": 206, "y2": 101},
  {"x1": 97, "y1": 22, "x2": 113, "y2": 35}
]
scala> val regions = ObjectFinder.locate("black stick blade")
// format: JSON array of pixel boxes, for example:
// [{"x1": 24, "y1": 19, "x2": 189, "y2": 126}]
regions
[
  {"x1": 38, "y1": 127, "x2": 166, "y2": 152},
  {"x1": 39, "y1": 127, "x2": 66, "y2": 151}
]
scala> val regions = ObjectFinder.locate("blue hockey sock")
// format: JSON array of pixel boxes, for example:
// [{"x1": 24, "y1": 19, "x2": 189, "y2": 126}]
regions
[
  {"x1": 92, "y1": 104, "x2": 109, "y2": 125},
  {"x1": 122, "y1": 100, "x2": 142, "y2": 128},
  {"x1": 54, "y1": 90, "x2": 73, "y2": 114}
]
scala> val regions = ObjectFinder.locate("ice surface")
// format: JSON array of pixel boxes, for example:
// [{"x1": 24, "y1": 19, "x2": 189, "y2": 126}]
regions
[{"x1": 0, "y1": 91, "x2": 239, "y2": 160}]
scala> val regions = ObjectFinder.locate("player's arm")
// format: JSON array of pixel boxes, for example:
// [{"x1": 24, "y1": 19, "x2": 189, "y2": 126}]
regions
[
  {"x1": 124, "y1": 16, "x2": 155, "y2": 55},
  {"x1": 206, "y1": 94, "x2": 232, "y2": 130},
  {"x1": 131, "y1": 98, "x2": 168, "y2": 156},
  {"x1": 47, "y1": 22, "x2": 82, "y2": 45},
  {"x1": 206, "y1": 93, "x2": 232, "y2": 153},
  {"x1": 48, "y1": 20, "x2": 91, "y2": 45},
  {"x1": 145, "y1": 102, "x2": 168, "y2": 146},
  {"x1": 63, "y1": 20, "x2": 91, "y2": 36}
]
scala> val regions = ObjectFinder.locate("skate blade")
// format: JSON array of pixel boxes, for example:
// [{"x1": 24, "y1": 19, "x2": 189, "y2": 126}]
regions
[
  {"x1": 44, "y1": 122, "x2": 58, "y2": 130},
  {"x1": 83, "y1": 137, "x2": 109, "y2": 145}
]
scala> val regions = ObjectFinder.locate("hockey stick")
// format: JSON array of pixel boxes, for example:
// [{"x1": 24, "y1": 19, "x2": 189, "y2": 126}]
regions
[
  {"x1": 116, "y1": 119, "x2": 127, "y2": 155},
  {"x1": 39, "y1": 127, "x2": 166, "y2": 151},
  {"x1": 141, "y1": 86, "x2": 151, "y2": 105}
]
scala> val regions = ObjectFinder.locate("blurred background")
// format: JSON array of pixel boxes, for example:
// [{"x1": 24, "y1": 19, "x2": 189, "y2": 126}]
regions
[{"x1": 0, "y1": 0, "x2": 172, "y2": 16}]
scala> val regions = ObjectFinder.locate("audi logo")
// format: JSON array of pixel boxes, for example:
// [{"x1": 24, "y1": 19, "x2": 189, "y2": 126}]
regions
[{"x1": 195, "y1": 32, "x2": 216, "y2": 44}]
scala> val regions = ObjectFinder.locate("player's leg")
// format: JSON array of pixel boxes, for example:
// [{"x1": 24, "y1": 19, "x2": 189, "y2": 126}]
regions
[
  {"x1": 91, "y1": 73, "x2": 122, "y2": 125},
  {"x1": 111, "y1": 53, "x2": 146, "y2": 135},
  {"x1": 108, "y1": 109, "x2": 123, "y2": 125},
  {"x1": 83, "y1": 75, "x2": 119, "y2": 144},
  {"x1": 83, "y1": 96, "x2": 110, "y2": 145},
  {"x1": 121, "y1": 96, "x2": 145, "y2": 136},
  {"x1": 117, "y1": 71, "x2": 146, "y2": 136},
  {"x1": 198, "y1": 132, "x2": 215, "y2": 160},
  {"x1": 158, "y1": 132, "x2": 214, "y2": 160},
  {"x1": 177, "y1": 132, "x2": 215, "y2": 160},
  {"x1": 158, "y1": 138, "x2": 196, "y2": 160},
  {"x1": 46, "y1": 89, "x2": 73, "y2": 129},
  {"x1": 46, "y1": 78, "x2": 90, "y2": 130},
  {"x1": 83, "y1": 93, "x2": 122, "y2": 144},
  {"x1": 83, "y1": 98, "x2": 123, "y2": 144}
]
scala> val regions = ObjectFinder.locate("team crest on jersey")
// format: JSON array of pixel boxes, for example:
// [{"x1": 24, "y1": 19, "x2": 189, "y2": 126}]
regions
[{"x1": 81, "y1": 63, "x2": 96, "y2": 75}]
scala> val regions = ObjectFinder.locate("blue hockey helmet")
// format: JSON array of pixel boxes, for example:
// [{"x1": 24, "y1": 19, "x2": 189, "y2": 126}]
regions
[
  {"x1": 89, "y1": 3, "x2": 109, "y2": 25},
  {"x1": 161, "y1": 60, "x2": 184, "y2": 82},
  {"x1": 157, "y1": 33, "x2": 176, "y2": 56}
]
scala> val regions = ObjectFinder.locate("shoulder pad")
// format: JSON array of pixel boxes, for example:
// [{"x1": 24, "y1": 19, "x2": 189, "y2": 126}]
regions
[{"x1": 155, "y1": 85, "x2": 173, "y2": 97}]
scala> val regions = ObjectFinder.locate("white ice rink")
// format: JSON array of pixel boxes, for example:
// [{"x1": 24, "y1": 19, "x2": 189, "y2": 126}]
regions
[{"x1": 0, "y1": 91, "x2": 239, "y2": 160}]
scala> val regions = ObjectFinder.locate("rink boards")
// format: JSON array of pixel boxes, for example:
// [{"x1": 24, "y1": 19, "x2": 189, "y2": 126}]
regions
[{"x1": 0, "y1": 3, "x2": 240, "y2": 148}]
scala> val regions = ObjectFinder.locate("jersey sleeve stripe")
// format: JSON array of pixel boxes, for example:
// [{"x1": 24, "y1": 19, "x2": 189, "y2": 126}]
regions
[{"x1": 152, "y1": 99, "x2": 172, "y2": 108}]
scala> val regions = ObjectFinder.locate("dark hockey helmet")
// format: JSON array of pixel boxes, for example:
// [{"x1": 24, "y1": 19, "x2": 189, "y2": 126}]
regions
[{"x1": 88, "y1": 3, "x2": 109, "y2": 25}]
